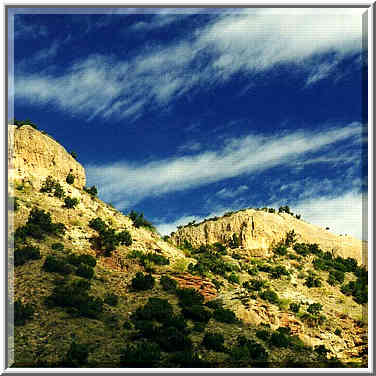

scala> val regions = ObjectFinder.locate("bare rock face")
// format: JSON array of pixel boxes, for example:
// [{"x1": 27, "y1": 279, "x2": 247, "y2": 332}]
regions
[
  {"x1": 8, "y1": 125, "x2": 86, "y2": 189},
  {"x1": 170, "y1": 209, "x2": 364, "y2": 264}
]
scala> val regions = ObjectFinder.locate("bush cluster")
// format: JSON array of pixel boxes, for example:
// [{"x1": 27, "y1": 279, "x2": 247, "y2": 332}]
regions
[
  {"x1": 89, "y1": 217, "x2": 132, "y2": 256},
  {"x1": 51, "y1": 242, "x2": 64, "y2": 252},
  {"x1": 14, "y1": 208, "x2": 66, "y2": 244},
  {"x1": 227, "y1": 272, "x2": 240, "y2": 284},
  {"x1": 228, "y1": 233, "x2": 240, "y2": 249},
  {"x1": 259, "y1": 289, "x2": 280, "y2": 305},
  {"x1": 120, "y1": 342, "x2": 161, "y2": 367},
  {"x1": 62, "y1": 341, "x2": 90, "y2": 367},
  {"x1": 45, "y1": 278, "x2": 103, "y2": 318},
  {"x1": 64, "y1": 196, "x2": 79, "y2": 209},
  {"x1": 160, "y1": 275, "x2": 178, "y2": 292},
  {"x1": 66, "y1": 173, "x2": 75, "y2": 185},
  {"x1": 40, "y1": 176, "x2": 65, "y2": 198},
  {"x1": 242, "y1": 279, "x2": 266, "y2": 292},
  {"x1": 187, "y1": 247, "x2": 234, "y2": 277},
  {"x1": 305, "y1": 274, "x2": 322, "y2": 288},
  {"x1": 128, "y1": 210, "x2": 155, "y2": 231},
  {"x1": 14, "y1": 300, "x2": 34, "y2": 326},
  {"x1": 104, "y1": 293, "x2": 119, "y2": 307},
  {"x1": 43, "y1": 255, "x2": 73, "y2": 275},
  {"x1": 131, "y1": 272, "x2": 155, "y2": 291},
  {"x1": 14, "y1": 245, "x2": 41, "y2": 267},
  {"x1": 230, "y1": 335, "x2": 268, "y2": 366},
  {"x1": 13, "y1": 119, "x2": 37, "y2": 129},
  {"x1": 130, "y1": 298, "x2": 192, "y2": 354},
  {"x1": 202, "y1": 333, "x2": 225, "y2": 352},
  {"x1": 83, "y1": 185, "x2": 98, "y2": 197},
  {"x1": 212, "y1": 307, "x2": 238, "y2": 324}
]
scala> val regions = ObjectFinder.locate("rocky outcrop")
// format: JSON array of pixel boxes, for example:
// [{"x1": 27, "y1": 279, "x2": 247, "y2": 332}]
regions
[
  {"x1": 8, "y1": 125, "x2": 86, "y2": 190},
  {"x1": 170, "y1": 209, "x2": 364, "y2": 264}
]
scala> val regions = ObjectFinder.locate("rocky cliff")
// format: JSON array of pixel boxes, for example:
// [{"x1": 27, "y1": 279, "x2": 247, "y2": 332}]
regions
[
  {"x1": 170, "y1": 209, "x2": 365, "y2": 264},
  {"x1": 8, "y1": 125, "x2": 86, "y2": 190}
]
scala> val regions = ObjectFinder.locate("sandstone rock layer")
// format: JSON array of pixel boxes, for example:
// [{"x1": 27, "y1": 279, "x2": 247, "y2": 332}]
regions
[
  {"x1": 8, "y1": 125, "x2": 86, "y2": 189},
  {"x1": 171, "y1": 209, "x2": 365, "y2": 264}
]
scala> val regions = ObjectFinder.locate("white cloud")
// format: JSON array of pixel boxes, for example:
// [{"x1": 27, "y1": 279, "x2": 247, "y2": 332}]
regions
[
  {"x1": 86, "y1": 123, "x2": 362, "y2": 209},
  {"x1": 216, "y1": 185, "x2": 248, "y2": 199},
  {"x1": 292, "y1": 191, "x2": 367, "y2": 241},
  {"x1": 15, "y1": 9, "x2": 363, "y2": 121}
]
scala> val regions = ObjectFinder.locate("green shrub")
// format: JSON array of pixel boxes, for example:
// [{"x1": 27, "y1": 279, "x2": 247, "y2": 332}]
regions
[
  {"x1": 77, "y1": 254, "x2": 96, "y2": 267},
  {"x1": 270, "y1": 265, "x2": 290, "y2": 279},
  {"x1": 117, "y1": 230, "x2": 132, "y2": 246},
  {"x1": 64, "y1": 196, "x2": 79, "y2": 209},
  {"x1": 70, "y1": 151, "x2": 78, "y2": 160},
  {"x1": 259, "y1": 289, "x2": 279, "y2": 305},
  {"x1": 128, "y1": 210, "x2": 155, "y2": 231},
  {"x1": 327, "y1": 269, "x2": 345, "y2": 285},
  {"x1": 131, "y1": 272, "x2": 155, "y2": 291},
  {"x1": 242, "y1": 279, "x2": 265, "y2": 292},
  {"x1": 62, "y1": 341, "x2": 89, "y2": 367},
  {"x1": 84, "y1": 185, "x2": 98, "y2": 197},
  {"x1": 213, "y1": 307, "x2": 238, "y2": 324},
  {"x1": 314, "y1": 344, "x2": 330, "y2": 358},
  {"x1": 14, "y1": 245, "x2": 41, "y2": 266},
  {"x1": 247, "y1": 267, "x2": 258, "y2": 276},
  {"x1": 205, "y1": 299, "x2": 223, "y2": 310},
  {"x1": 15, "y1": 208, "x2": 66, "y2": 242},
  {"x1": 305, "y1": 275, "x2": 322, "y2": 288},
  {"x1": 202, "y1": 332, "x2": 225, "y2": 352},
  {"x1": 46, "y1": 279, "x2": 103, "y2": 318},
  {"x1": 120, "y1": 342, "x2": 161, "y2": 367},
  {"x1": 229, "y1": 233, "x2": 240, "y2": 249},
  {"x1": 213, "y1": 242, "x2": 227, "y2": 255},
  {"x1": 289, "y1": 302, "x2": 300, "y2": 313},
  {"x1": 168, "y1": 351, "x2": 210, "y2": 367},
  {"x1": 76, "y1": 264, "x2": 94, "y2": 279},
  {"x1": 334, "y1": 328, "x2": 342, "y2": 336},
  {"x1": 160, "y1": 275, "x2": 178, "y2": 291},
  {"x1": 163, "y1": 314, "x2": 187, "y2": 331},
  {"x1": 176, "y1": 288, "x2": 204, "y2": 307},
  {"x1": 274, "y1": 243, "x2": 288, "y2": 256},
  {"x1": 182, "y1": 305, "x2": 211, "y2": 323},
  {"x1": 256, "y1": 329, "x2": 271, "y2": 341},
  {"x1": 157, "y1": 326, "x2": 193, "y2": 352},
  {"x1": 270, "y1": 331, "x2": 290, "y2": 348},
  {"x1": 66, "y1": 173, "x2": 75, "y2": 185},
  {"x1": 307, "y1": 303, "x2": 323, "y2": 315},
  {"x1": 14, "y1": 300, "x2": 34, "y2": 326},
  {"x1": 123, "y1": 321, "x2": 133, "y2": 330},
  {"x1": 233, "y1": 335, "x2": 268, "y2": 362},
  {"x1": 104, "y1": 293, "x2": 119, "y2": 307},
  {"x1": 43, "y1": 255, "x2": 73, "y2": 275},
  {"x1": 227, "y1": 272, "x2": 240, "y2": 284},
  {"x1": 284, "y1": 230, "x2": 297, "y2": 247},
  {"x1": 89, "y1": 217, "x2": 107, "y2": 233},
  {"x1": 14, "y1": 119, "x2": 37, "y2": 129},
  {"x1": 132, "y1": 298, "x2": 173, "y2": 322},
  {"x1": 51, "y1": 242, "x2": 64, "y2": 252}
]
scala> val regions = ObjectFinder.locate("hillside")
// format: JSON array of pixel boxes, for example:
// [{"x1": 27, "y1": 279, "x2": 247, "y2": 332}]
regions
[{"x1": 8, "y1": 124, "x2": 368, "y2": 368}]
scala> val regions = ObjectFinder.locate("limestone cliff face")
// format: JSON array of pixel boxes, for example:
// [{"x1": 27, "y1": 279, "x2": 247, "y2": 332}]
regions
[
  {"x1": 8, "y1": 125, "x2": 86, "y2": 189},
  {"x1": 170, "y1": 209, "x2": 365, "y2": 264}
]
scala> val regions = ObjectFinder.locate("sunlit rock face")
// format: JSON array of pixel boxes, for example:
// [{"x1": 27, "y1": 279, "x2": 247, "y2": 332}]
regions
[
  {"x1": 170, "y1": 209, "x2": 364, "y2": 264},
  {"x1": 8, "y1": 124, "x2": 86, "y2": 190}
]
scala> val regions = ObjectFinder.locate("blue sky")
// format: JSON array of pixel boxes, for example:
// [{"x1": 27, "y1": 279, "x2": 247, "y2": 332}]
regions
[{"x1": 10, "y1": 8, "x2": 368, "y2": 239}]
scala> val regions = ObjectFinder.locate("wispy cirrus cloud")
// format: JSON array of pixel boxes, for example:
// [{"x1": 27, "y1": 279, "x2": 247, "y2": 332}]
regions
[
  {"x1": 216, "y1": 185, "x2": 248, "y2": 199},
  {"x1": 86, "y1": 122, "x2": 362, "y2": 210},
  {"x1": 15, "y1": 8, "x2": 363, "y2": 122}
]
